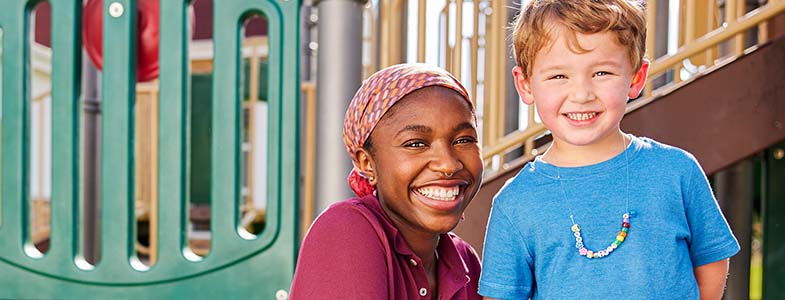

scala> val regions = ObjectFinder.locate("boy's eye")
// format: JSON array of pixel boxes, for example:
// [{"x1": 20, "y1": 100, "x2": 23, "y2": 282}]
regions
[
  {"x1": 594, "y1": 71, "x2": 611, "y2": 77},
  {"x1": 549, "y1": 74, "x2": 567, "y2": 80}
]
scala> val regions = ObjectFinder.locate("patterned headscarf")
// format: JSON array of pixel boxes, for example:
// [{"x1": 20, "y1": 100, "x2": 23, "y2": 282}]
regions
[{"x1": 343, "y1": 63, "x2": 475, "y2": 197}]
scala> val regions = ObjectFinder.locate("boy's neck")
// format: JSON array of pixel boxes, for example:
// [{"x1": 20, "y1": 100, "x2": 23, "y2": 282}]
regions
[{"x1": 544, "y1": 131, "x2": 629, "y2": 167}]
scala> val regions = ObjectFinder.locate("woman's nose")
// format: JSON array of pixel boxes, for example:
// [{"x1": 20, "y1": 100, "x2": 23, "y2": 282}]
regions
[{"x1": 431, "y1": 143, "x2": 463, "y2": 177}]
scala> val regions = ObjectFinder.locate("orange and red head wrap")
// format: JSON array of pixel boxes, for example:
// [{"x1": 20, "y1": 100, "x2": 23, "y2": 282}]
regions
[{"x1": 343, "y1": 63, "x2": 474, "y2": 197}]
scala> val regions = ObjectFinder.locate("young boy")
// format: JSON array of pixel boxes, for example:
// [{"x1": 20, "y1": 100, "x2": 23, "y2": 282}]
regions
[{"x1": 478, "y1": 1, "x2": 739, "y2": 299}]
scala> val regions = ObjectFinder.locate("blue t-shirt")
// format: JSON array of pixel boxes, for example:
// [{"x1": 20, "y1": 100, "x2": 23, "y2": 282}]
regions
[{"x1": 478, "y1": 135, "x2": 739, "y2": 299}]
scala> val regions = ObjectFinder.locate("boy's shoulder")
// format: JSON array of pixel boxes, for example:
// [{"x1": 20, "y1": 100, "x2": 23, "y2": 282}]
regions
[
  {"x1": 633, "y1": 136, "x2": 699, "y2": 166},
  {"x1": 492, "y1": 160, "x2": 553, "y2": 207}
]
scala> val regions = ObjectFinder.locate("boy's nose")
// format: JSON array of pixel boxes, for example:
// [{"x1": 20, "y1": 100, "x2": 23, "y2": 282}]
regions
[{"x1": 569, "y1": 78, "x2": 596, "y2": 103}]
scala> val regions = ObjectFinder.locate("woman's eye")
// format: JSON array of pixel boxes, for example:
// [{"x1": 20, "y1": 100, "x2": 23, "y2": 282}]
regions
[
  {"x1": 455, "y1": 136, "x2": 478, "y2": 145},
  {"x1": 403, "y1": 141, "x2": 427, "y2": 148}
]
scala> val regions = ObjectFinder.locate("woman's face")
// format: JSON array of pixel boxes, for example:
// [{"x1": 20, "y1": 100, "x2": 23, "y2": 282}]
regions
[{"x1": 365, "y1": 86, "x2": 483, "y2": 237}]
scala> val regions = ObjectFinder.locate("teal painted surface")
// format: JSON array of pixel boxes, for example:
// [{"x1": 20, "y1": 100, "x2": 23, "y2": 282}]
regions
[
  {"x1": 762, "y1": 141, "x2": 785, "y2": 300},
  {"x1": 0, "y1": 0, "x2": 300, "y2": 298},
  {"x1": 191, "y1": 73, "x2": 212, "y2": 205}
]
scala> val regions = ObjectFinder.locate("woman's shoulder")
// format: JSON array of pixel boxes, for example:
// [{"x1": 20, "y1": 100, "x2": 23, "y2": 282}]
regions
[
  {"x1": 444, "y1": 233, "x2": 480, "y2": 262},
  {"x1": 305, "y1": 196, "x2": 387, "y2": 242}
]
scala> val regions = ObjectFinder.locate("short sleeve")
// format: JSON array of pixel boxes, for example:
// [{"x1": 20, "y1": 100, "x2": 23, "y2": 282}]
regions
[
  {"x1": 478, "y1": 196, "x2": 534, "y2": 299},
  {"x1": 683, "y1": 156, "x2": 740, "y2": 266},
  {"x1": 290, "y1": 204, "x2": 388, "y2": 300}
]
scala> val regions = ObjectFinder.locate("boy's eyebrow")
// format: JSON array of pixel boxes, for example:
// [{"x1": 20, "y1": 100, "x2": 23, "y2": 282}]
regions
[
  {"x1": 591, "y1": 60, "x2": 624, "y2": 68},
  {"x1": 536, "y1": 60, "x2": 625, "y2": 74}
]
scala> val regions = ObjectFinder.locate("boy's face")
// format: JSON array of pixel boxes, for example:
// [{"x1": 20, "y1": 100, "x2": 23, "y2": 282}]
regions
[{"x1": 513, "y1": 25, "x2": 648, "y2": 154}]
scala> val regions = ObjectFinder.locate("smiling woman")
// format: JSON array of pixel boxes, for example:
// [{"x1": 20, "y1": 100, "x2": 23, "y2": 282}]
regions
[{"x1": 290, "y1": 63, "x2": 483, "y2": 300}]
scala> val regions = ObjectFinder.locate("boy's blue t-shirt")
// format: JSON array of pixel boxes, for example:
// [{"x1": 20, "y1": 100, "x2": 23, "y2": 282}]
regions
[{"x1": 478, "y1": 135, "x2": 740, "y2": 300}]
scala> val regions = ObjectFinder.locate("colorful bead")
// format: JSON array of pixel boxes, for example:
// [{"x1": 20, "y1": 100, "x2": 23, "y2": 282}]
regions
[
  {"x1": 571, "y1": 213, "x2": 630, "y2": 259},
  {"x1": 623, "y1": 213, "x2": 629, "y2": 219}
]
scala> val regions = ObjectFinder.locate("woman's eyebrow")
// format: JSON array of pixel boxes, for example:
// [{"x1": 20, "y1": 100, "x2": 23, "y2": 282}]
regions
[
  {"x1": 453, "y1": 122, "x2": 476, "y2": 132},
  {"x1": 395, "y1": 124, "x2": 432, "y2": 137}
]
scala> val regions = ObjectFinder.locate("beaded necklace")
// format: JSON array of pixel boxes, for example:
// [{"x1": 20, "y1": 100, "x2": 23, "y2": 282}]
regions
[{"x1": 553, "y1": 135, "x2": 631, "y2": 259}]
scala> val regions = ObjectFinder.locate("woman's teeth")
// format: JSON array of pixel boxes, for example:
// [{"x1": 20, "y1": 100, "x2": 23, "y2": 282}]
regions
[
  {"x1": 416, "y1": 186, "x2": 460, "y2": 201},
  {"x1": 566, "y1": 112, "x2": 597, "y2": 121}
]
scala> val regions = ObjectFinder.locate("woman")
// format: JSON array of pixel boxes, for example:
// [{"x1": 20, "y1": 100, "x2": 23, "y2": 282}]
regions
[{"x1": 290, "y1": 63, "x2": 483, "y2": 300}]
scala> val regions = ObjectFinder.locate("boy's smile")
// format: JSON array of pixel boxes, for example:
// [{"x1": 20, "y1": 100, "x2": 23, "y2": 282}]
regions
[{"x1": 513, "y1": 23, "x2": 648, "y2": 165}]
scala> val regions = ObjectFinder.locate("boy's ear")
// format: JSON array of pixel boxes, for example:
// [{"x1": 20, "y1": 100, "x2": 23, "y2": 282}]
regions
[
  {"x1": 512, "y1": 66, "x2": 535, "y2": 105},
  {"x1": 628, "y1": 59, "x2": 650, "y2": 99},
  {"x1": 353, "y1": 148, "x2": 377, "y2": 185}
]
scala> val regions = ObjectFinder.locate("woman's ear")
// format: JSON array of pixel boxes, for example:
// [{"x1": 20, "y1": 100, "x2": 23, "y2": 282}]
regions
[
  {"x1": 512, "y1": 66, "x2": 535, "y2": 105},
  {"x1": 353, "y1": 148, "x2": 377, "y2": 185}
]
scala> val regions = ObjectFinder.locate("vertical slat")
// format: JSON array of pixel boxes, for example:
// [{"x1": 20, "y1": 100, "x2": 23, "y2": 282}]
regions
[
  {"x1": 469, "y1": 0, "x2": 478, "y2": 107},
  {"x1": 100, "y1": 0, "x2": 137, "y2": 270},
  {"x1": 156, "y1": 0, "x2": 189, "y2": 266},
  {"x1": 644, "y1": 0, "x2": 656, "y2": 97},
  {"x1": 443, "y1": 3, "x2": 451, "y2": 72},
  {"x1": 417, "y1": 0, "x2": 426, "y2": 62},
  {"x1": 734, "y1": 0, "x2": 745, "y2": 54},
  {"x1": 0, "y1": 1, "x2": 28, "y2": 256},
  {"x1": 453, "y1": 0, "x2": 463, "y2": 77},
  {"x1": 211, "y1": 3, "x2": 242, "y2": 252},
  {"x1": 46, "y1": 0, "x2": 81, "y2": 265}
]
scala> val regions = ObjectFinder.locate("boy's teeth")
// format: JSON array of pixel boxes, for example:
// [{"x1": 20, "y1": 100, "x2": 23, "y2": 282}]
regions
[
  {"x1": 416, "y1": 186, "x2": 460, "y2": 201},
  {"x1": 566, "y1": 112, "x2": 597, "y2": 121}
]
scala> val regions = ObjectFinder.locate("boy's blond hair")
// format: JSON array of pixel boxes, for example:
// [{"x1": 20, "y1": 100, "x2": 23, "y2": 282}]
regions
[{"x1": 512, "y1": 0, "x2": 647, "y2": 78}]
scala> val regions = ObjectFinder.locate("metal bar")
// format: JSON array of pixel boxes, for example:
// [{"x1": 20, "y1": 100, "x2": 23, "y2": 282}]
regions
[
  {"x1": 315, "y1": 0, "x2": 363, "y2": 213},
  {"x1": 100, "y1": 0, "x2": 137, "y2": 271}
]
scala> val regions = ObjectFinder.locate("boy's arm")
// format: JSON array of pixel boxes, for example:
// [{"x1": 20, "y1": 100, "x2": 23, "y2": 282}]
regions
[{"x1": 693, "y1": 258, "x2": 729, "y2": 300}]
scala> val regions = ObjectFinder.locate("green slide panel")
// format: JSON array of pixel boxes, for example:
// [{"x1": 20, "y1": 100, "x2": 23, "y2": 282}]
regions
[{"x1": 0, "y1": 0, "x2": 300, "y2": 298}]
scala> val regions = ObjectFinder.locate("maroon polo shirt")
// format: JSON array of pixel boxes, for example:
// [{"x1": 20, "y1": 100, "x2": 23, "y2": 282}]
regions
[{"x1": 290, "y1": 195, "x2": 482, "y2": 300}]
